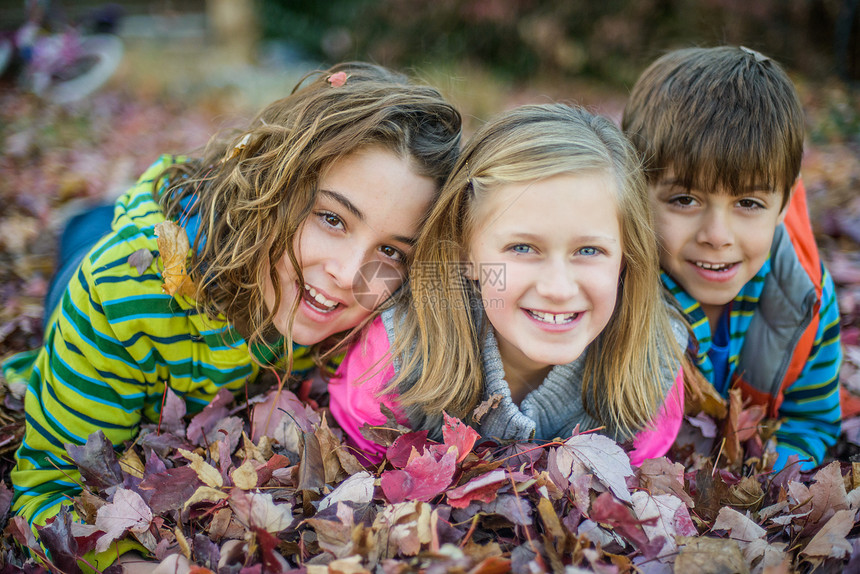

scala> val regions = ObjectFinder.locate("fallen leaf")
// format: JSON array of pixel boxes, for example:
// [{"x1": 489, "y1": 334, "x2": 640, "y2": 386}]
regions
[
  {"x1": 128, "y1": 248, "x2": 154, "y2": 275},
  {"x1": 228, "y1": 490, "x2": 294, "y2": 533},
  {"x1": 185, "y1": 486, "x2": 229, "y2": 509},
  {"x1": 154, "y1": 220, "x2": 196, "y2": 297},
  {"x1": 560, "y1": 432, "x2": 633, "y2": 502},
  {"x1": 442, "y1": 412, "x2": 481, "y2": 463},
  {"x1": 471, "y1": 394, "x2": 503, "y2": 424},
  {"x1": 447, "y1": 469, "x2": 506, "y2": 508},
  {"x1": 674, "y1": 536, "x2": 748, "y2": 574},
  {"x1": 95, "y1": 488, "x2": 153, "y2": 553},
  {"x1": 178, "y1": 448, "x2": 223, "y2": 488},
  {"x1": 374, "y1": 500, "x2": 432, "y2": 556},
  {"x1": 318, "y1": 471, "x2": 376, "y2": 511},
  {"x1": 37, "y1": 508, "x2": 81, "y2": 574},
  {"x1": 800, "y1": 508, "x2": 855, "y2": 559},
  {"x1": 637, "y1": 457, "x2": 694, "y2": 507},
  {"x1": 140, "y1": 465, "x2": 202, "y2": 513},
  {"x1": 386, "y1": 430, "x2": 430, "y2": 469},
  {"x1": 380, "y1": 447, "x2": 457, "y2": 503},
  {"x1": 231, "y1": 460, "x2": 260, "y2": 490},
  {"x1": 65, "y1": 430, "x2": 124, "y2": 491}
]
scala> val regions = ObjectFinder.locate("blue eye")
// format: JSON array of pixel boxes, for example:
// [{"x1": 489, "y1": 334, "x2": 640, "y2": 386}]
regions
[
  {"x1": 578, "y1": 246, "x2": 600, "y2": 256},
  {"x1": 511, "y1": 244, "x2": 533, "y2": 254}
]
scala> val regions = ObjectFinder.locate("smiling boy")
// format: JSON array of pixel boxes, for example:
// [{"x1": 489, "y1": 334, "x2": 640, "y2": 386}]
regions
[{"x1": 622, "y1": 46, "x2": 842, "y2": 471}]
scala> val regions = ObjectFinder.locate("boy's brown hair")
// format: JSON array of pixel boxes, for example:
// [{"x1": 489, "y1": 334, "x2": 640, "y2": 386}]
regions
[{"x1": 622, "y1": 46, "x2": 804, "y2": 209}]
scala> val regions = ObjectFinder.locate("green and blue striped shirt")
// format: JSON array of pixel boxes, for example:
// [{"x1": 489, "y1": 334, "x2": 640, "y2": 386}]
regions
[
  {"x1": 4, "y1": 156, "x2": 316, "y2": 528},
  {"x1": 663, "y1": 253, "x2": 842, "y2": 471}
]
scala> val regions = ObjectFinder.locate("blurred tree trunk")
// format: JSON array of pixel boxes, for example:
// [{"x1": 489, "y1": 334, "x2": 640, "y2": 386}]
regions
[{"x1": 206, "y1": 0, "x2": 259, "y2": 66}]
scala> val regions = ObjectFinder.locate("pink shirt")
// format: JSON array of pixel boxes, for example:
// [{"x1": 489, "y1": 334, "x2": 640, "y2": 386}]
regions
[{"x1": 329, "y1": 316, "x2": 685, "y2": 465}]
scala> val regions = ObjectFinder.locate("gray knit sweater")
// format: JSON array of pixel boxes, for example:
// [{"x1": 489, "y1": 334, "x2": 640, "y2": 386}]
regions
[{"x1": 381, "y1": 301, "x2": 687, "y2": 445}]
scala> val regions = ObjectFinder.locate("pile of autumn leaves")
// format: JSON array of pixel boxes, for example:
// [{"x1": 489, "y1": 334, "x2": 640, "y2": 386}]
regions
[{"x1": 3, "y1": 378, "x2": 860, "y2": 574}]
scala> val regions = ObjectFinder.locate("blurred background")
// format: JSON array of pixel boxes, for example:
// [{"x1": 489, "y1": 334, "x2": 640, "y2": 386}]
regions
[{"x1": 0, "y1": 0, "x2": 859, "y2": 451}]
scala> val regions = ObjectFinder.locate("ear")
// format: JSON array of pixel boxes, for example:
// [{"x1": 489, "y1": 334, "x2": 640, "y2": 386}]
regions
[{"x1": 461, "y1": 255, "x2": 478, "y2": 281}]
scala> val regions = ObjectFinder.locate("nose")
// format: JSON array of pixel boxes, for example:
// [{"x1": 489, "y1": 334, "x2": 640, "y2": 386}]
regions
[
  {"x1": 324, "y1": 246, "x2": 366, "y2": 291},
  {"x1": 696, "y1": 207, "x2": 734, "y2": 248},
  {"x1": 535, "y1": 257, "x2": 578, "y2": 302}
]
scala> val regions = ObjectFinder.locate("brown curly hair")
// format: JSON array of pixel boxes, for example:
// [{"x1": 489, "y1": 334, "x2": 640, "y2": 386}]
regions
[{"x1": 156, "y1": 61, "x2": 461, "y2": 373}]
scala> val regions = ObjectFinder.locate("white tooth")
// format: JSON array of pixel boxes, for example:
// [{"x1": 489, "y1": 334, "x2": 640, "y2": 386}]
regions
[
  {"x1": 305, "y1": 285, "x2": 336, "y2": 308},
  {"x1": 531, "y1": 310, "x2": 576, "y2": 324}
]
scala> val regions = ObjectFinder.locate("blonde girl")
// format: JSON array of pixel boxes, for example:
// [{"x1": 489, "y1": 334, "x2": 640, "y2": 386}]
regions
[
  {"x1": 5, "y1": 62, "x2": 461, "y2": 557},
  {"x1": 330, "y1": 103, "x2": 685, "y2": 463}
]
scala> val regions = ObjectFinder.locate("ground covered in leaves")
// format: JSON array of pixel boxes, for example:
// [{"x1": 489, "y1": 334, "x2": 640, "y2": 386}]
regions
[{"x1": 1, "y1": 74, "x2": 860, "y2": 573}]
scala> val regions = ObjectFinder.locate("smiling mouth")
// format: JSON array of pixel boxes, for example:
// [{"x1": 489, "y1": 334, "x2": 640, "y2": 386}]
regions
[
  {"x1": 303, "y1": 285, "x2": 339, "y2": 313},
  {"x1": 527, "y1": 310, "x2": 579, "y2": 325},
  {"x1": 693, "y1": 261, "x2": 736, "y2": 272}
]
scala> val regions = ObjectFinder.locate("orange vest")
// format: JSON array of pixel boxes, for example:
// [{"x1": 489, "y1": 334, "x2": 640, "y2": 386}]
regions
[{"x1": 734, "y1": 180, "x2": 823, "y2": 418}]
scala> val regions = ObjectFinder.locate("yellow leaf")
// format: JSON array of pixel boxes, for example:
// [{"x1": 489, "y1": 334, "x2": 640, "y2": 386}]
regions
[
  {"x1": 175, "y1": 526, "x2": 191, "y2": 559},
  {"x1": 178, "y1": 448, "x2": 223, "y2": 488},
  {"x1": 231, "y1": 460, "x2": 259, "y2": 491},
  {"x1": 119, "y1": 449, "x2": 145, "y2": 480},
  {"x1": 184, "y1": 486, "x2": 229, "y2": 509},
  {"x1": 154, "y1": 220, "x2": 196, "y2": 297},
  {"x1": 241, "y1": 432, "x2": 269, "y2": 464}
]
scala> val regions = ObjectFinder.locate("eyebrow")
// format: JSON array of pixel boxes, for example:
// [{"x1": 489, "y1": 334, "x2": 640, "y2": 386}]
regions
[
  {"x1": 654, "y1": 178, "x2": 775, "y2": 193},
  {"x1": 319, "y1": 189, "x2": 364, "y2": 220},
  {"x1": 318, "y1": 189, "x2": 417, "y2": 246},
  {"x1": 510, "y1": 232, "x2": 618, "y2": 244}
]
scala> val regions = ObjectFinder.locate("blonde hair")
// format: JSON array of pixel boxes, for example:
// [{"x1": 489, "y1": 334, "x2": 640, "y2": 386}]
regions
[
  {"x1": 391, "y1": 103, "x2": 681, "y2": 437},
  {"x1": 157, "y1": 62, "x2": 461, "y2": 371}
]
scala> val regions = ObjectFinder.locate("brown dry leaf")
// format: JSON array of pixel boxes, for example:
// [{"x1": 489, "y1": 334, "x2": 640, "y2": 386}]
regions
[
  {"x1": 805, "y1": 462, "x2": 850, "y2": 527},
  {"x1": 722, "y1": 388, "x2": 744, "y2": 469},
  {"x1": 74, "y1": 489, "x2": 106, "y2": 524},
  {"x1": 305, "y1": 502, "x2": 356, "y2": 559},
  {"x1": 228, "y1": 490, "x2": 294, "y2": 533},
  {"x1": 675, "y1": 536, "x2": 749, "y2": 574},
  {"x1": 727, "y1": 475, "x2": 764, "y2": 512},
  {"x1": 208, "y1": 508, "x2": 232, "y2": 542},
  {"x1": 683, "y1": 356, "x2": 728, "y2": 419},
  {"x1": 800, "y1": 508, "x2": 855, "y2": 559},
  {"x1": 315, "y1": 416, "x2": 347, "y2": 484},
  {"x1": 712, "y1": 506, "x2": 766, "y2": 563},
  {"x1": 373, "y1": 501, "x2": 432, "y2": 557},
  {"x1": 154, "y1": 220, "x2": 196, "y2": 297},
  {"x1": 472, "y1": 393, "x2": 504, "y2": 424},
  {"x1": 334, "y1": 443, "x2": 367, "y2": 476},
  {"x1": 637, "y1": 457, "x2": 694, "y2": 507}
]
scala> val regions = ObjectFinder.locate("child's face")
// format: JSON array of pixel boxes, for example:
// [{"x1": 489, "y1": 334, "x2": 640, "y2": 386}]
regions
[
  {"x1": 649, "y1": 173, "x2": 787, "y2": 319},
  {"x1": 468, "y1": 172, "x2": 624, "y2": 378},
  {"x1": 264, "y1": 146, "x2": 436, "y2": 345}
]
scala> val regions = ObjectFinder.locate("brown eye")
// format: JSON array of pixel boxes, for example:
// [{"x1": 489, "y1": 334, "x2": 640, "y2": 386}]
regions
[
  {"x1": 379, "y1": 245, "x2": 404, "y2": 262},
  {"x1": 317, "y1": 211, "x2": 344, "y2": 229}
]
